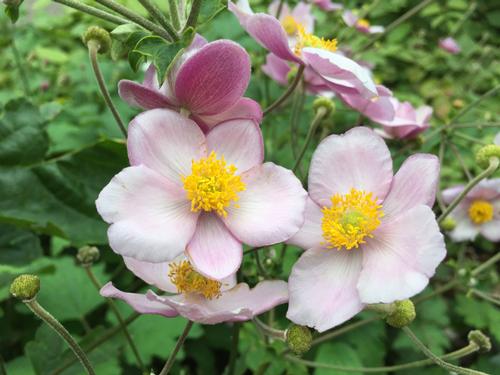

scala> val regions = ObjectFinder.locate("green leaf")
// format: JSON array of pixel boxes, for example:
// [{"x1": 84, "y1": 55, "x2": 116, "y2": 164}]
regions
[
  {"x1": 0, "y1": 223, "x2": 42, "y2": 266},
  {"x1": 197, "y1": 0, "x2": 227, "y2": 27},
  {"x1": 314, "y1": 342, "x2": 364, "y2": 375},
  {"x1": 455, "y1": 295, "x2": 500, "y2": 342},
  {"x1": 3, "y1": 0, "x2": 24, "y2": 23}
]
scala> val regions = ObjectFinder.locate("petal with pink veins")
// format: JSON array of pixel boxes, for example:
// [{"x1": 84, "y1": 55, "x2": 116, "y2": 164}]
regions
[
  {"x1": 308, "y1": 127, "x2": 393, "y2": 207},
  {"x1": 96, "y1": 165, "x2": 198, "y2": 262},
  {"x1": 118, "y1": 80, "x2": 173, "y2": 110},
  {"x1": 357, "y1": 205, "x2": 446, "y2": 304},
  {"x1": 223, "y1": 163, "x2": 307, "y2": 246},
  {"x1": 287, "y1": 247, "x2": 364, "y2": 332},
  {"x1": 195, "y1": 97, "x2": 263, "y2": 130}
]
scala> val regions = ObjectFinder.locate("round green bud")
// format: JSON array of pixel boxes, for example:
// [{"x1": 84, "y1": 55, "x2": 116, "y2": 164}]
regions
[
  {"x1": 77, "y1": 246, "x2": 100, "y2": 266},
  {"x1": 385, "y1": 300, "x2": 416, "y2": 328},
  {"x1": 10, "y1": 274, "x2": 40, "y2": 301},
  {"x1": 468, "y1": 330, "x2": 491, "y2": 353},
  {"x1": 440, "y1": 217, "x2": 456, "y2": 231},
  {"x1": 82, "y1": 26, "x2": 112, "y2": 54},
  {"x1": 313, "y1": 96, "x2": 335, "y2": 116},
  {"x1": 475, "y1": 144, "x2": 500, "y2": 169},
  {"x1": 286, "y1": 324, "x2": 313, "y2": 355}
]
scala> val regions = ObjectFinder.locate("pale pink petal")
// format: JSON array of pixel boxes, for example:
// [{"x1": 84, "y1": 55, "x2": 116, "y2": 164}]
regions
[
  {"x1": 123, "y1": 256, "x2": 177, "y2": 293},
  {"x1": 357, "y1": 205, "x2": 446, "y2": 303},
  {"x1": 442, "y1": 185, "x2": 465, "y2": 204},
  {"x1": 313, "y1": 0, "x2": 343, "y2": 11},
  {"x1": 223, "y1": 163, "x2": 307, "y2": 246},
  {"x1": 100, "y1": 282, "x2": 178, "y2": 317},
  {"x1": 96, "y1": 165, "x2": 198, "y2": 262},
  {"x1": 340, "y1": 85, "x2": 394, "y2": 122},
  {"x1": 262, "y1": 53, "x2": 290, "y2": 86},
  {"x1": 148, "y1": 280, "x2": 288, "y2": 324},
  {"x1": 187, "y1": 213, "x2": 243, "y2": 280},
  {"x1": 439, "y1": 37, "x2": 460, "y2": 54},
  {"x1": 174, "y1": 40, "x2": 251, "y2": 115},
  {"x1": 195, "y1": 97, "x2": 263, "y2": 130},
  {"x1": 368, "y1": 25, "x2": 385, "y2": 34},
  {"x1": 342, "y1": 10, "x2": 357, "y2": 27},
  {"x1": 480, "y1": 219, "x2": 500, "y2": 242},
  {"x1": 291, "y1": 3, "x2": 314, "y2": 34},
  {"x1": 382, "y1": 154, "x2": 439, "y2": 218},
  {"x1": 269, "y1": 0, "x2": 290, "y2": 18},
  {"x1": 206, "y1": 119, "x2": 264, "y2": 174},
  {"x1": 287, "y1": 197, "x2": 324, "y2": 250},
  {"x1": 448, "y1": 204, "x2": 480, "y2": 242},
  {"x1": 287, "y1": 247, "x2": 363, "y2": 332},
  {"x1": 127, "y1": 109, "x2": 206, "y2": 186},
  {"x1": 308, "y1": 127, "x2": 393, "y2": 207}
]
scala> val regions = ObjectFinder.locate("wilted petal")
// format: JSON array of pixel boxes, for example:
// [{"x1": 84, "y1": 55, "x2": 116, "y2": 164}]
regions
[{"x1": 287, "y1": 247, "x2": 363, "y2": 332}]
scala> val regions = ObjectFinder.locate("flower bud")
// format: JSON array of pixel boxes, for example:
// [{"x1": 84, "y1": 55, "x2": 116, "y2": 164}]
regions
[
  {"x1": 468, "y1": 330, "x2": 491, "y2": 353},
  {"x1": 82, "y1": 26, "x2": 112, "y2": 54},
  {"x1": 77, "y1": 246, "x2": 100, "y2": 266},
  {"x1": 313, "y1": 96, "x2": 335, "y2": 116},
  {"x1": 385, "y1": 300, "x2": 415, "y2": 328},
  {"x1": 475, "y1": 144, "x2": 500, "y2": 169},
  {"x1": 10, "y1": 274, "x2": 40, "y2": 301},
  {"x1": 467, "y1": 277, "x2": 477, "y2": 287},
  {"x1": 440, "y1": 217, "x2": 456, "y2": 231},
  {"x1": 285, "y1": 324, "x2": 312, "y2": 355}
]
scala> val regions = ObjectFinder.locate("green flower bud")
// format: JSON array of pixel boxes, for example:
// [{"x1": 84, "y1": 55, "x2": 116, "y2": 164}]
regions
[
  {"x1": 385, "y1": 300, "x2": 416, "y2": 328},
  {"x1": 286, "y1": 324, "x2": 312, "y2": 355},
  {"x1": 468, "y1": 330, "x2": 491, "y2": 353},
  {"x1": 440, "y1": 217, "x2": 456, "y2": 231},
  {"x1": 475, "y1": 144, "x2": 500, "y2": 169},
  {"x1": 77, "y1": 246, "x2": 100, "y2": 266},
  {"x1": 313, "y1": 96, "x2": 335, "y2": 116},
  {"x1": 10, "y1": 274, "x2": 40, "y2": 301},
  {"x1": 82, "y1": 26, "x2": 112, "y2": 54}
]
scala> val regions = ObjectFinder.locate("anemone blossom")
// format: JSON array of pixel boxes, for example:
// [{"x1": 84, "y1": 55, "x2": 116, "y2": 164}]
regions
[
  {"x1": 342, "y1": 10, "x2": 384, "y2": 34},
  {"x1": 439, "y1": 37, "x2": 461, "y2": 54},
  {"x1": 377, "y1": 99, "x2": 432, "y2": 139}
]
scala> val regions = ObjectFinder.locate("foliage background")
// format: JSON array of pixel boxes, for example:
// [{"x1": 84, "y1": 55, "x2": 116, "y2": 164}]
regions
[{"x1": 0, "y1": 0, "x2": 499, "y2": 374}]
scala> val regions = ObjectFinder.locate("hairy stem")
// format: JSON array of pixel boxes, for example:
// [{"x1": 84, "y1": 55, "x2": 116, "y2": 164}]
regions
[
  {"x1": 264, "y1": 65, "x2": 305, "y2": 116},
  {"x1": 159, "y1": 320, "x2": 194, "y2": 375},
  {"x1": 253, "y1": 318, "x2": 286, "y2": 340},
  {"x1": 168, "y1": 0, "x2": 181, "y2": 30},
  {"x1": 184, "y1": 0, "x2": 202, "y2": 31},
  {"x1": 53, "y1": 0, "x2": 127, "y2": 24},
  {"x1": 137, "y1": 0, "x2": 178, "y2": 38}
]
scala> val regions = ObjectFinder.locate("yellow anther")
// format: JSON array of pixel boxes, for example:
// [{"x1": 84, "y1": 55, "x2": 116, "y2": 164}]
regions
[
  {"x1": 356, "y1": 18, "x2": 370, "y2": 29},
  {"x1": 468, "y1": 200, "x2": 494, "y2": 225},
  {"x1": 168, "y1": 261, "x2": 222, "y2": 299},
  {"x1": 281, "y1": 15, "x2": 299, "y2": 36},
  {"x1": 294, "y1": 24, "x2": 337, "y2": 56}
]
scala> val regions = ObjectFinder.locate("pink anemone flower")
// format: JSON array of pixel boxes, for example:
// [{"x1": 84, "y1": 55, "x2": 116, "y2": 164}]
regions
[
  {"x1": 286, "y1": 127, "x2": 446, "y2": 332},
  {"x1": 442, "y1": 179, "x2": 500, "y2": 242},
  {"x1": 96, "y1": 109, "x2": 307, "y2": 280},
  {"x1": 100, "y1": 255, "x2": 288, "y2": 324},
  {"x1": 342, "y1": 10, "x2": 384, "y2": 34},
  {"x1": 118, "y1": 35, "x2": 262, "y2": 132},
  {"x1": 376, "y1": 98, "x2": 432, "y2": 139},
  {"x1": 439, "y1": 37, "x2": 461, "y2": 54},
  {"x1": 229, "y1": 0, "x2": 378, "y2": 99},
  {"x1": 313, "y1": 0, "x2": 343, "y2": 12},
  {"x1": 262, "y1": 53, "x2": 331, "y2": 95},
  {"x1": 338, "y1": 85, "x2": 395, "y2": 123}
]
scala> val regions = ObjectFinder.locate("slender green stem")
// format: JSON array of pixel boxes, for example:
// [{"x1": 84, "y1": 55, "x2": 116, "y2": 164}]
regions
[
  {"x1": 290, "y1": 84, "x2": 306, "y2": 161},
  {"x1": 361, "y1": 0, "x2": 435, "y2": 50},
  {"x1": 310, "y1": 316, "x2": 380, "y2": 348},
  {"x1": 292, "y1": 107, "x2": 328, "y2": 173},
  {"x1": 450, "y1": 84, "x2": 500, "y2": 124},
  {"x1": 285, "y1": 342, "x2": 480, "y2": 373},
  {"x1": 275, "y1": 0, "x2": 285, "y2": 18},
  {"x1": 470, "y1": 289, "x2": 500, "y2": 306},
  {"x1": 84, "y1": 266, "x2": 145, "y2": 372},
  {"x1": 264, "y1": 65, "x2": 305, "y2": 116},
  {"x1": 137, "y1": 0, "x2": 178, "y2": 39},
  {"x1": 454, "y1": 131, "x2": 487, "y2": 145},
  {"x1": 168, "y1": 0, "x2": 181, "y2": 30},
  {"x1": 413, "y1": 280, "x2": 458, "y2": 304},
  {"x1": 53, "y1": 0, "x2": 128, "y2": 24},
  {"x1": 159, "y1": 320, "x2": 194, "y2": 375},
  {"x1": 253, "y1": 318, "x2": 286, "y2": 340},
  {"x1": 25, "y1": 299, "x2": 96, "y2": 375},
  {"x1": 10, "y1": 37, "x2": 30, "y2": 96},
  {"x1": 244, "y1": 246, "x2": 265, "y2": 255},
  {"x1": 402, "y1": 327, "x2": 487, "y2": 375},
  {"x1": 254, "y1": 250, "x2": 270, "y2": 278},
  {"x1": 452, "y1": 123, "x2": 500, "y2": 129},
  {"x1": 184, "y1": 0, "x2": 202, "y2": 31},
  {"x1": 94, "y1": 0, "x2": 175, "y2": 41},
  {"x1": 88, "y1": 41, "x2": 127, "y2": 137},
  {"x1": 471, "y1": 251, "x2": 500, "y2": 276},
  {"x1": 227, "y1": 323, "x2": 241, "y2": 375},
  {"x1": 0, "y1": 354, "x2": 6, "y2": 375},
  {"x1": 437, "y1": 157, "x2": 500, "y2": 223},
  {"x1": 450, "y1": 142, "x2": 472, "y2": 180}
]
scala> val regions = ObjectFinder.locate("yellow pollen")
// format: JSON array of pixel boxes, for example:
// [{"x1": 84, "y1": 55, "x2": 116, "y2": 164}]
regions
[
  {"x1": 321, "y1": 188, "x2": 383, "y2": 250},
  {"x1": 168, "y1": 260, "x2": 222, "y2": 299},
  {"x1": 281, "y1": 15, "x2": 299, "y2": 36},
  {"x1": 293, "y1": 23, "x2": 337, "y2": 56},
  {"x1": 356, "y1": 18, "x2": 370, "y2": 28},
  {"x1": 468, "y1": 200, "x2": 494, "y2": 225},
  {"x1": 182, "y1": 151, "x2": 246, "y2": 217}
]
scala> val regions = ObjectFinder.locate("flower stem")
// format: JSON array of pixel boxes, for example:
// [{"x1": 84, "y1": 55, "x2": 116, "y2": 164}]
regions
[
  {"x1": 184, "y1": 0, "x2": 202, "y2": 31},
  {"x1": 453, "y1": 131, "x2": 488, "y2": 145},
  {"x1": 83, "y1": 266, "x2": 145, "y2": 372},
  {"x1": 470, "y1": 289, "x2": 500, "y2": 306},
  {"x1": 94, "y1": 0, "x2": 176, "y2": 41},
  {"x1": 168, "y1": 0, "x2": 181, "y2": 30},
  {"x1": 310, "y1": 316, "x2": 380, "y2": 348},
  {"x1": 402, "y1": 327, "x2": 488, "y2": 375},
  {"x1": 159, "y1": 320, "x2": 194, "y2": 375},
  {"x1": 227, "y1": 323, "x2": 241, "y2": 375},
  {"x1": 471, "y1": 251, "x2": 500, "y2": 276},
  {"x1": 137, "y1": 0, "x2": 178, "y2": 39},
  {"x1": 450, "y1": 84, "x2": 500, "y2": 125},
  {"x1": 450, "y1": 142, "x2": 473, "y2": 180},
  {"x1": 292, "y1": 107, "x2": 328, "y2": 173},
  {"x1": 87, "y1": 40, "x2": 127, "y2": 137},
  {"x1": 437, "y1": 156, "x2": 500, "y2": 223},
  {"x1": 264, "y1": 65, "x2": 305, "y2": 116},
  {"x1": 10, "y1": 37, "x2": 30, "y2": 96},
  {"x1": 25, "y1": 299, "x2": 96, "y2": 375},
  {"x1": 53, "y1": 0, "x2": 128, "y2": 24},
  {"x1": 253, "y1": 318, "x2": 286, "y2": 340}
]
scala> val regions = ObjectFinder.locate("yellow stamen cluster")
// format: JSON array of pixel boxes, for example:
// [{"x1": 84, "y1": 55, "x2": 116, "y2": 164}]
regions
[
  {"x1": 182, "y1": 151, "x2": 246, "y2": 217},
  {"x1": 321, "y1": 188, "x2": 383, "y2": 250},
  {"x1": 294, "y1": 23, "x2": 337, "y2": 56},
  {"x1": 468, "y1": 200, "x2": 494, "y2": 225},
  {"x1": 281, "y1": 15, "x2": 299, "y2": 36},
  {"x1": 168, "y1": 260, "x2": 222, "y2": 300},
  {"x1": 356, "y1": 18, "x2": 370, "y2": 28}
]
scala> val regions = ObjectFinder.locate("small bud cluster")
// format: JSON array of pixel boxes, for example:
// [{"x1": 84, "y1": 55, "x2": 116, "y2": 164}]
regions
[
  {"x1": 286, "y1": 324, "x2": 313, "y2": 355},
  {"x1": 385, "y1": 300, "x2": 416, "y2": 328},
  {"x1": 468, "y1": 330, "x2": 491, "y2": 353},
  {"x1": 82, "y1": 26, "x2": 112, "y2": 54},
  {"x1": 77, "y1": 246, "x2": 100, "y2": 266},
  {"x1": 313, "y1": 97, "x2": 335, "y2": 116},
  {"x1": 475, "y1": 144, "x2": 500, "y2": 169}
]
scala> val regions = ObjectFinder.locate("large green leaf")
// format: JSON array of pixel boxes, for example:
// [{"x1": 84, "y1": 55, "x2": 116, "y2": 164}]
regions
[
  {"x1": 314, "y1": 342, "x2": 364, "y2": 375},
  {"x1": 0, "y1": 223, "x2": 42, "y2": 266}
]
